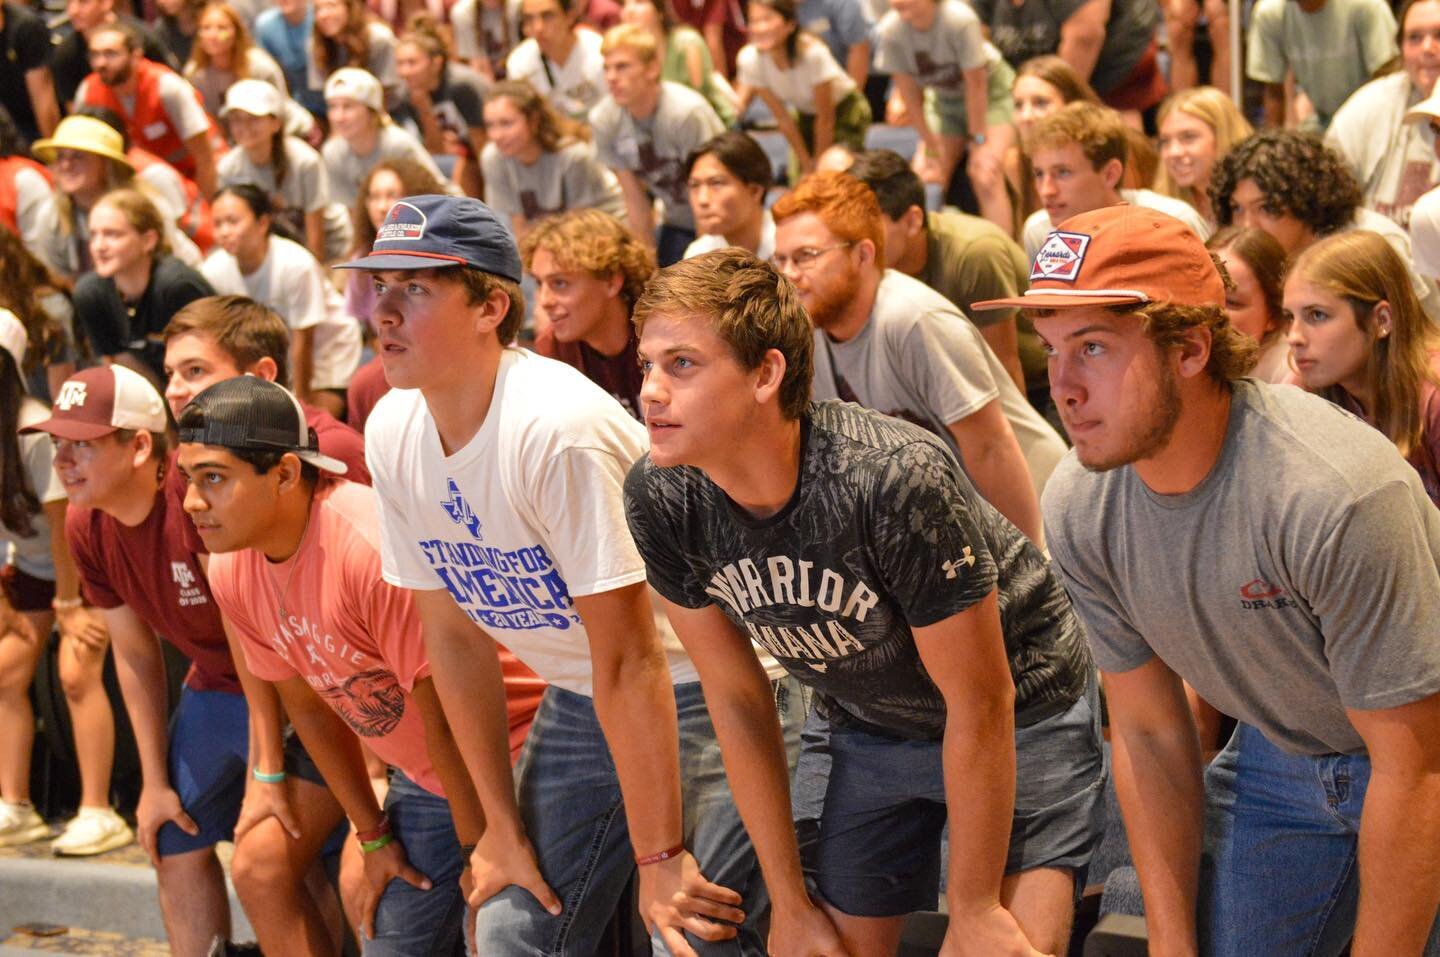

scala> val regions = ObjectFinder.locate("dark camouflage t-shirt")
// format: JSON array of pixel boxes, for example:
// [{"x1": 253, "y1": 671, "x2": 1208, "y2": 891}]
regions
[{"x1": 624, "y1": 401, "x2": 1090, "y2": 739}]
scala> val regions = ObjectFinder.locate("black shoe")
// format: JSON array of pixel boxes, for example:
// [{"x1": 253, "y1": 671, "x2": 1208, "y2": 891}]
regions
[{"x1": 206, "y1": 936, "x2": 263, "y2": 956}]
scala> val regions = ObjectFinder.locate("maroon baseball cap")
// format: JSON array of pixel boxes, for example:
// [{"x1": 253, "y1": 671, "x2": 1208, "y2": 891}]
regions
[
  {"x1": 973, "y1": 205, "x2": 1227, "y2": 311},
  {"x1": 22, "y1": 366, "x2": 169, "y2": 441}
]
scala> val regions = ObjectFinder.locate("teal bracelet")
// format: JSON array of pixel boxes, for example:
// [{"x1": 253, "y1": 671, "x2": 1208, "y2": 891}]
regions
[{"x1": 252, "y1": 768, "x2": 286, "y2": 784}]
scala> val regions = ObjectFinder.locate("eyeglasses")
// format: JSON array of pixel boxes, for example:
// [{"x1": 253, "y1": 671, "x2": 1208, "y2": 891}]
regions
[{"x1": 770, "y1": 242, "x2": 854, "y2": 273}]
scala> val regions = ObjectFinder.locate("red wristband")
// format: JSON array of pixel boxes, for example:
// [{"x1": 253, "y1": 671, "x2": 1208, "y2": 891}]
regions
[
  {"x1": 635, "y1": 843, "x2": 686, "y2": 866},
  {"x1": 354, "y1": 814, "x2": 391, "y2": 843}
]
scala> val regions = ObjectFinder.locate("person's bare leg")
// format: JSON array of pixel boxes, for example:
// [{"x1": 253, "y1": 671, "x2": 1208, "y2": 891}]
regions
[
  {"x1": 821, "y1": 903, "x2": 906, "y2": 957},
  {"x1": 156, "y1": 846, "x2": 231, "y2": 957},
  {"x1": 231, "y1": 777, "x2": 346, "y2": 957},
  {"x1": 0, "y1": 625, "x2": 43, "y2": 801},
  {"x1": 58, "y1": 631, "x2": 115, "y2": 808},
  {"x1": 1000, "y1": 866, "x2": 1077, "y2": 956}
]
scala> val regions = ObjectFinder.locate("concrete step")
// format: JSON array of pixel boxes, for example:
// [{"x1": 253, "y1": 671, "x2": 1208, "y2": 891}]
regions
[{"x1": 0, "y1": 825, "x2": 254, "y2": 949}]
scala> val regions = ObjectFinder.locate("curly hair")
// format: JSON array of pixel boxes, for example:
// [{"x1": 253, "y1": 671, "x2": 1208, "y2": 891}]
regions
[
  {"x1": 1022, "y1": 101, "x2": 1129, "y2": 172},
  {"x1": 1208, "y1": 130, "x2": 1360, "y2": 237},
  {"x1": 1130, "y1": 297, "x2": 1258, "y2": 384},
  {"x1": 519, "y1": 209, "x2": 656, "y2": 308},
  {"x1": 633, "y1": 248, "x2": 813, "y2": 420}
]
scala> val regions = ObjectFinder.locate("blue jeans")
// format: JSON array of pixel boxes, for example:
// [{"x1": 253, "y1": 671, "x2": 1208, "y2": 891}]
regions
[
  {"x1": 367, "y1": 771, "x2": 467, "y2": 956},
  {"x1": 1203, "y1": 724, "x2": 1440, "y2": 956},
  {"x1": 472, "y1": 678, "x2": 804, "y2": 956}
]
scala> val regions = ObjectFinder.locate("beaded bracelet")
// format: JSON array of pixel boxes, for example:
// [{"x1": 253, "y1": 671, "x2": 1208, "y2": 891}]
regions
[{"x1": 355, "y1": 814, "x2": 391, "y2": 844}]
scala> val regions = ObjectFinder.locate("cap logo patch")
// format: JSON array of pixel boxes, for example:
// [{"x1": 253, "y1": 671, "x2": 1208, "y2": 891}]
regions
[
  {"x1": 56, "y1": 381, "x2": 88, "y2": 411},
  {"x1": 1031, "y1": 231, "x2": 1091, "y2": 283},
  {"x1": 376, "y1": 202, "x2": 427, "y2": 243}
]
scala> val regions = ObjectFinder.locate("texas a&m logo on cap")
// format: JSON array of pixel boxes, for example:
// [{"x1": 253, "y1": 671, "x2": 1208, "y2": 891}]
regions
[
  {"x1": 376, "y1": 202, "x2": 427, "y2": 243},
  {"x1": 56, "y1": 381, "x2": 88, "y2": 411},
  {"x1": 1031, "y1": 231, "x2": 1091, "y2": 283}
]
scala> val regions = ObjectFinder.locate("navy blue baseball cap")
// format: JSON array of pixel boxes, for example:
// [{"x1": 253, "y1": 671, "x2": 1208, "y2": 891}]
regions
[{"x1": 336, "y1": 194, "x2": 523, "y2": 283}]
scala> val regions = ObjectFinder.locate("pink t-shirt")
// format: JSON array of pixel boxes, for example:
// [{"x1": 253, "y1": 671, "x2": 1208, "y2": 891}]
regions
[{"x1": 208, "y1": 480, "x2": 545, "y2": 794}]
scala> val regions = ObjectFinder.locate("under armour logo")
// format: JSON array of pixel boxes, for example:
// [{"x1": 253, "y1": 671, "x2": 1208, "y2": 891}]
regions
[
  {"x1": 942, "y1": 548, "x2": 977, "y2": 579},
  {"x1": 441, "y1": 479, "x2": 483, "y2": 541},
  {"x1": 56, "y1": 381, "x2": 88, "y2": 411},
  {"x1": 171, "y1": 561, "x2": 196, "y2": 589}
]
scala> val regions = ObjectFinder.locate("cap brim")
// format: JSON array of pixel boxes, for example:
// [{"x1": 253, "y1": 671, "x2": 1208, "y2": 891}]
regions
[
  {"x1": 1407, "y1": 106, "x2": 1440, "y2": 123},
  {"x1": 972, "y1": 292, "x2": 1148, "y2": 311},
  {"x1": 295, "y1": 450, "x2": 349, "y2": 476},
  {"x1": 334, "y1": 252, "x2": 467, "y2": 271},
  {"x1": 19, "y1": 418, "x2": 119, "y2": 441}
]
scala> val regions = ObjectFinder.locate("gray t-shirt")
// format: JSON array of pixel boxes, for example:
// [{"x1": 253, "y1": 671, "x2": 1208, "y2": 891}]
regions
[
  {"x1": 218, "y1": 135, "x2": 352, "y2": 262},
  {"x1": 625, "y1": 399, "x2": 1091, "y2": 739},
  {"x1": 1246, "y1": 0, "x2": 1397, "y2": 124},
  {"x1": 968, "y1": 0, "x2": 1157, "y2": 96},
  {"x1": 873, "y1": 0, "x2": 998, "y2": 94},
  {"x1": 590, "y1": 82, "x2": 724, "y2": 229},
  {"x1": 480, "y1": 139, "x2": 626, "y2": 223},
  {"x1": 1043, "y1": 380, "x2": 1440, "y2": 756},
  {"x1": 809, "y1": 270, "x2": 1067, "y2": 504},
  {"x1": 321, "y1": 124, "x2": 453, "y2": 209}
]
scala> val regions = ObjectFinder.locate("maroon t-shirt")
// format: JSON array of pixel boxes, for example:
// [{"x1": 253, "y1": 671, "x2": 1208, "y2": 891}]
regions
[
  {"x1": 68, "y1": 459, "x2": 238, "y2": 693},
  {"x1": 532, "y1": 329, "x2": 643, "y2": 421},
  {"x1": 346, "y1": 357, "x2": 392, "y2": 434}
]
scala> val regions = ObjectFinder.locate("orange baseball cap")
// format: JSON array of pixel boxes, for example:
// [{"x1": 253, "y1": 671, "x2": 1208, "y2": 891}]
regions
[{"x1": 973, "y1": 205, "x2": 1226, "y2": 311}]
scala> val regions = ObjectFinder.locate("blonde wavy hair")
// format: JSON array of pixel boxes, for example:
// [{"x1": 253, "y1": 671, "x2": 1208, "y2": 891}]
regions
[{"x1": 1153, "y1": 87, "x2": 1254, "y2": 210}]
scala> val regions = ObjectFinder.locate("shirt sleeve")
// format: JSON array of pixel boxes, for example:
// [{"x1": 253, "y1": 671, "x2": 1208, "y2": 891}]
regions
[
  {"x1": 65, "y1": 508, "x2": 124, "y2": 609},
  {"x1": 70, "y1": 274, "x2": 128, "y2": 358},
  {"x1": 365, "y1": 414, "x2": 447, "y2": 591},
  {"x1": 1246, "y1": 0, "x2": 1289, "y2": 84},
  {"x1": 1360, "y1": 0, "x2": 1400, "y2": 76},
  {"x1": 296, "y1": 148, "x2": 329, "y2": 214},
  {"x1": 157, "y1": 72, "x2": 213, "y2": 142},
  {"x1": 367, "y1": 574, "x2": 430, "y2": 692},
  {"x1": 950, "y1": 234, "x2": 1023, "y2": 328},
  {"x1": 947, "y1": 4, "x2": 989, "y2": 71},
  {"x1": 158, "y1": 263, "x2": 216, "y2": 320},
  {"x1": 1300, "y1": 479, "x2": 1440, "y2": 711},
  {"x1": 1042, "y1": 494, "x2": 1157, "y2": 672},
  {"x1": 481, "y1": 145, "x2": 519, "y2": 215},
  {"x1": 23, "y1": 434, "x2": 66, "y2": 505},
  {"x1": 562, "y1": 144, "x2": 618, "y2": 211},
  {"x1": 283, "y1": 257, "x2": 326, "y2": 331},
  {"x1": 13, "y1": 12, "x2": 51, "y2": 72},
  {"x1": 872, "y1": 16, "x2": 916, "y2": 76},
  {"x1": 896, "y1": 309, "x2": 1001, "y2": 427},
  {"x1": 868, "y1": 438, "x2": 999, "y2": 627},
  {"x1": 830, "y1": 0, "x2": 871, "y2": 46},
  {"x1": 736, "y1": 45, "x2": 763, "y2": 87},
  {"x1": 526, "y1": 443, "x2": 648, "y2": 598},
  {"x1": 622, "y1": 460, "x2": 713, "y2": 609}
]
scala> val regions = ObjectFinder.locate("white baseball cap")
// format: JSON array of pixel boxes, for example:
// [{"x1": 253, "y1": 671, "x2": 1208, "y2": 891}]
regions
[
  {"x1": 220, "y1": 79, "x2": 283, "y2": 120},
  {"x1": 0, "y1": 309, "x2": 27, "y2": 372},
  {"x1": 21, "y1": 365, "x2": 169, "y2": 441},
  {"x1": 323, "y1": 68, "x2": 384, "y2": 113}
]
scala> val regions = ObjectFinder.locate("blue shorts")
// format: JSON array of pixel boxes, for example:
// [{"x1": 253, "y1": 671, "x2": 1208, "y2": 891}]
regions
[
  {"x1": 158, "y1": 687, "x2": 249, "y2": 857},
  {"x1": 795, "y1": 677, "x2": 1106, "y2": 917}
]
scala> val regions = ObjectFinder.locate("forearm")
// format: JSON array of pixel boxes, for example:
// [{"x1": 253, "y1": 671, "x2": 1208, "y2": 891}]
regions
[
  {"x1": 897, "y1": 75, "x2": 940, "y2": 154},
  {"x1": 421, "y1": 615, "x2": 523, "y2": 837},
  {"x1": 306, "y1": 211, "x2": 326, "y2": 261},
  {"x1": 592, "y1": 651, "x2": 683, "y2": 855},
  {"x1": 189, "y1": 139, "x2": 217, "y2": 200},
  {"x1": 1110, "y1": 722, "x2": 1204, "y2": 952},
  {"x1": 109, "y1": 628, "x2": 174, "y2": 786},
  {"x1": 416, "y1": 680, "x2": 486, "y2": 846},
  {"x1": 46, "y1": 506, "x2": 83, "y2": 602},
  {"x1": 978, "y1": 319, "x2": 1025, "y2": 393},
  {"x1": 845, "y1": 42, "x2": 870, "y2": 89},
  {"x1": 28, "y1": 75, "x2": 60, "y2": 138},
  {"x1": 962, "y1": 435, "x2": 1042, "y2": 543},
  {"x1": 1261, "y1": 83, "x2": 1286, "y2": 128},
  {"x1": 415, "y1": 107, "x2": 446, "y2": 153},
  {"x1": 290, "y1": 327, "x2": 315, "y2": 402},
  {"x1": 812, "y1": 99, "x2": 836, "y2": 156},
  {"x1": 769, "y1": 97, "x2": 811, "y2": 165},
  {"x1": 1353, "y1": 769, "x2": 1440, "y2": 954},
  {"x1": 941, "y1": 696, "x2": 1014, "y2": 915},
  {"x1": 619, "y1": 175, "x2": 656, "y2": 248},
  {"x1": 963, "y1": 68, "x2": 988, "y2": 143},
  {"x1": 1057, "y1": 27, "x2": 1104, "y2": 80},
  {"x1": 222, "y1": 621, "x2": 288, "y2": 774},
  {"x1": 286, "y1": 695, "x2": 383, "y2": 829}
]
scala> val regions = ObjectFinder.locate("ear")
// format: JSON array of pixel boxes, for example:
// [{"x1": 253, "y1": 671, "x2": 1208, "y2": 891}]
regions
[
  {"x1": 753, "y1": 347, "x2": 788, "y2": 406},
  {"x1": 855, "y1": 237, "x2": 878, "y2": 268},
  {"x1": 246, "y1": 356, "x2": 280, "y2": 382},
  {"x1": 903, "y1": 205, "x2": 926, "y2": 237},
  {"x1": 1173, "y1": 323, "x2": 1214, "y2": 381},
  {"x1": 1100, "y1": 157, "x2": 1124, "y2": 190},
  {"x1": 1373, "y1": 300, "x2": 1393, "y2": 339},
  {"x1": 472, "y1": 285, "x2": 511, "y2": 338},
  {"x1": 129, "y1": 429, "x2": 154, "y2": 470},
  {"x1": 274, "y1": 452, "x2": 304, "y2": 493},
  {"x1": 603, "y1": 270, "x2": 625, "y2": 299},
  {"x1": 141, "y1": 228, "x2": 160, "y2": 257}
]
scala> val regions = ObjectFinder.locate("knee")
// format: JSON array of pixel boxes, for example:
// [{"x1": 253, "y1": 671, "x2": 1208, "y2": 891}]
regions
[
  {"x1": 57, "y1": 647, "x2": 98, "y2": 702},
  {"x1": 967, "y1": 153, "x2": 1004, "y2": 192},
  {"x1": 232, "y1": 829, "x2": 308, "y2": 905},
  {"x1": 1165, "y1": 2, "x2": 1198, "y2": 35}
]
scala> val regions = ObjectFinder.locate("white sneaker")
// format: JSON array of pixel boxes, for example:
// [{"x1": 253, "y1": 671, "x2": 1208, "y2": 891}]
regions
[
  {"x1": 51, "y1": 806, "x2": 133, "y2": 857},
  {"x1": 0, "y1": 799, "x2": 50, "y2": 847}
]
